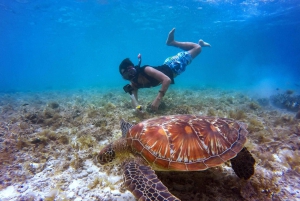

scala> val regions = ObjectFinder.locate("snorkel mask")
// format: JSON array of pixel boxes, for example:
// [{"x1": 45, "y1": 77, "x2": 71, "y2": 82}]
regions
[
  {"x1": 119, "y1": 57, "x2": 141, "y2": 81},
  {"x1": 121, "y1": 66, "x2": 137, "y2": 80}
]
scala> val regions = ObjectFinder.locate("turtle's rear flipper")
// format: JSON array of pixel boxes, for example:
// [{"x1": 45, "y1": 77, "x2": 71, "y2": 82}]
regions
[
  {"x1": 123, "y1": 160, "x2": 180, "y2": 201},
  {"x1": 230, "y1": 147, "x2": 255, "y2": 180}
]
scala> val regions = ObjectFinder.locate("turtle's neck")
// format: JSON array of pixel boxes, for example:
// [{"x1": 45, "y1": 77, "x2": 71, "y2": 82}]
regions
[{"x1": 113, "y1": 138, "x2": 130, "y2": 158}]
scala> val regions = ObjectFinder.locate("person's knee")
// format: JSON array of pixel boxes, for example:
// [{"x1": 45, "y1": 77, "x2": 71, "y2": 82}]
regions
[
  {"x1": 196, "y1": 44, "x2": 202, "y2": 53},
  {"x1": 190, "y1": 45, "x2": 201, "y2": 58}
]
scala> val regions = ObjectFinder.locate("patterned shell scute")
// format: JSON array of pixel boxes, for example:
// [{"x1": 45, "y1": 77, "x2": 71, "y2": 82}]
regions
[{"x1": 126, "y1": 115, "x2": 248, "y2": 171}]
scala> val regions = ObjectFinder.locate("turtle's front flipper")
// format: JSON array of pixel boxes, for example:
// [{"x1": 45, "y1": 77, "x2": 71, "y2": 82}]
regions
[
  {"x1": 230, "y1": 147, "x2": 255, "y2": 180},
  {"x1": 123, "y1": 160, "x2": 180, "y2": 201}
]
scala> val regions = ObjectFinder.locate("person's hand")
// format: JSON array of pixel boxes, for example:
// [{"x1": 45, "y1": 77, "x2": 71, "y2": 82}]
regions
[
  {"x1": 135, "y1": 107, "x2": 144, "y2": 116},
  {"x1": 151, "y1": 96, "x2": 161, "y2": 111}
]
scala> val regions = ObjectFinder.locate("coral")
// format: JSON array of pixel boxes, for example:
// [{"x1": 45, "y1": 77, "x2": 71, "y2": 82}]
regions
[
  {"x1": 243, "y1": 167, "x2": 281, "y2": 200},
  {"x1": 58, "y1": 135, "x2": 69, "y2": 145},
  {"x1": 173, "y1": 105, "x2": 193, "y2": 114},
  {"x1": 72, "y1": 108, "x2": 82, "y2": 119},
  {"x1": 87, "y1": 108, "x2": 98, "y2": 118},
  {"x1": 240, "y1": 174, "x2": 280, "y2": 200},
  {"x1": 158, "y1": 101, "x2": 167, "y2": 110},
  {"x1": 257, "y1": 98, "x2": 269, "y2": 107},
  {"x1": 88, "y1": 177, "x2": 102, "y2": 189},
  {"x1": 24, "y1": 161, "x2": 45, "y2": 174},
  {"x1": 256, "y1": 151, "x2": 276, "y2": 170},
  {"x1": 23, "y1": 105, "x2": 62, "y2": 128},
  {"x1": 47, "y1": 101, "x2": 59, "y2": 109},
  {"x1": 249, "y1": 101, "x2": 260, "y2": 110},
  {"x1": 43, "y1": 107, "x2": 56, "y2": 119},
  {"x1": 19, "y1": 122, "x2": 29, "y2": 129},
  {"x1": 18, "y1": 195, "x2": 35, "y2": 201},
  {"x1": 94, "y1": 119, "x2": 108, "y2": 127},
  {"x1": 42, "y1": 107, "x2": 62, "y2": 128},
  {"x1": 182, "y1": 90, "x2": 194, "y2": 96},
  {"x1": 37, "y1": 129, "x2": 56, "y2": 140},
  {"x1": 104, "y1": 102, "x2": 116, "y2": 110},
  {"x1": 296, "y1": 110, "x2": 300, "y2": 119},
  {"x1": 207, "y1": 108, "x2": 217, "y2": 116},
  {"x1": 253, "y1": 130, "x2": 272, "y2": 144},
  {"x1": 293, "y1": 122, "x2": 300, "y2": 135},
  {"x1": 146, "y1": 101, "x2": 167, "y2": 113},
  {"x1": 103, "y1": 92, "x2": 116, "y2": 101},
  {"x1": 284, "y1": 150, "x2": 300, "y2": 174},
  {"x1": 43, "y1": 189, "x2": 59, "y2": 201},
  {"x1": 226, "y1": 97, "x2": 234, "y2": 104},
  {"x1": 273, "y1": 115, "x2": 295, "y2": 126},
  {"x1": 1, "y1": 88, "x2": 299, "y2": 200},
  {"x1": 74, "y1": 135, "x2": 97, "y2": 150},
  {"x1": 286, "y1": 89, "x2": 294, "y2": 95},
  {"x1": 228, "y1": 110, "x2": 247, "y2": 120},
  {"x1": 247, "y1": 118, "x2": 264, "y2": 133},
  {"x1": 270, "y1": 92, "x2": 300, "y2": 112},
  {"x1": 0, "y1": 146, "x2": 15, "y2": 168},
  {"x1": 24, "y1": 112, "x2": 43, "y2": 124},
  {"x1": 1, "y1": 104, "x2": 14, "y2": 114},
  {"x1": 16, "y1": 137, "x2": 31, "y2": 150},
  {"x1": 27, "y1": 129, "x2": 70, "y2": 149},
  {"x1": 70, "y1": 153, "x2": 84, "y2": 169}
]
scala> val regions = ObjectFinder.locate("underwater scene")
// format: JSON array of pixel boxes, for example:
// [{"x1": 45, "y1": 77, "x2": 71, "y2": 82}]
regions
[{"x1": 1, "y1": 0, "x2": 300, "y2": 201}]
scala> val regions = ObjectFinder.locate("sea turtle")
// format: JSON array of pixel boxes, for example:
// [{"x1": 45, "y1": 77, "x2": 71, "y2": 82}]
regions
[{"x1": 97, "y1": 115, "x2": 255, "y2": 201}]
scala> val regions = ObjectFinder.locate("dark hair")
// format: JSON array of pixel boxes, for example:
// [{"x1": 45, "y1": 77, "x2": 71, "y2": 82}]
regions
[{"x1": 119, "y1": 58, "x2": 134, "y2": 75}]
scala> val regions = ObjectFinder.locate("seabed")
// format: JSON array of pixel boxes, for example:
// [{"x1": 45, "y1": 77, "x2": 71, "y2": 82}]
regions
[{"x1": 0, "y1": 87, "x2": 299, "y2": 201}]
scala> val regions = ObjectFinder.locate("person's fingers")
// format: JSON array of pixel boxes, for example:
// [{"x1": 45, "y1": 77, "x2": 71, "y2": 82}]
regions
[{"x1": 151, "y1": 104, "x2": 158, "y2": 111}]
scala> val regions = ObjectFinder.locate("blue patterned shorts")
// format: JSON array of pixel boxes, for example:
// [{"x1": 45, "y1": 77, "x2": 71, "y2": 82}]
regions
[{"x1": 164, "y1": 51, "x2": 192, "y2": 76}]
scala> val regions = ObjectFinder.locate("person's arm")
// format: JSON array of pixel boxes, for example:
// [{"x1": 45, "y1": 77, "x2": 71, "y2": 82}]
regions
[
  {"x1": 128, "y1": 84, "x2": 143, "y2": 111},
  {"x1": 132, "y1": 87, "x2": 138, "y2": 105},
  {"x1": 144, "y1": 66, "x2": 171, "y2": 110}
]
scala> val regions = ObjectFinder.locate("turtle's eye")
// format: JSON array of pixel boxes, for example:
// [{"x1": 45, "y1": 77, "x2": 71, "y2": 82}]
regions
[{"x1": 97, "y1": 144, "x2": 115, "y2": 165}]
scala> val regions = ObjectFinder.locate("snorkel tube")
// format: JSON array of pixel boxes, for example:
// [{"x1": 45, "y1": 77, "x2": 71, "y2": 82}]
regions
[{"x1": 137, "y1": 53, "x2": 141, "y2": 68}]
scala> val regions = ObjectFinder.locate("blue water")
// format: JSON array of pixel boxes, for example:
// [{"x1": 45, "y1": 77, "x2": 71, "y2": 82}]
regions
[{"x1": 1, "y1": 0, "x2": 299, "y2": 94}]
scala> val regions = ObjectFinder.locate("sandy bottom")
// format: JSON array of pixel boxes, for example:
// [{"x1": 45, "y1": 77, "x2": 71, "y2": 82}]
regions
[{"x1": 0, "y1": 87, "x2": 299, "y2": 201}]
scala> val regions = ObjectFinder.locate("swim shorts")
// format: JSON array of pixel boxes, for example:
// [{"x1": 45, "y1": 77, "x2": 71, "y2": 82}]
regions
[{"x1": 163, "y1": 51, "x2": 192, "y2": 75}]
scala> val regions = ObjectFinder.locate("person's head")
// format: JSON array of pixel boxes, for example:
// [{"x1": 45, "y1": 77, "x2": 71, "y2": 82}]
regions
[{"x1": 119, "y1": 58, "x2": 137, "y2": 80}]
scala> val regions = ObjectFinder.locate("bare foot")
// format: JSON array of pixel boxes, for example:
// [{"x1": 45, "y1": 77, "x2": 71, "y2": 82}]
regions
[
  {"x1": 199, "y1": 39, "x2": 211, "y2": 47},
  {"x1": 166, "y1": 28, "x2": 176, "y2": 45}
]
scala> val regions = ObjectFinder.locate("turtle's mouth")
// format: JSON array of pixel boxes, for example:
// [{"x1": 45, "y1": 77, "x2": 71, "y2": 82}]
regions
[
  {"x1": 97, "y1": 154, "x2": 109, "y2": 165},
  {"x1": 97, "y1": 144, "x2": 116, "y2": 165}
]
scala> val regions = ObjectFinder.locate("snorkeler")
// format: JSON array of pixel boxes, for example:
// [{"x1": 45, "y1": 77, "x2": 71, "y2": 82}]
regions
[{"x1": 119, "y1": 28, "x2": 211, "y2": 111}]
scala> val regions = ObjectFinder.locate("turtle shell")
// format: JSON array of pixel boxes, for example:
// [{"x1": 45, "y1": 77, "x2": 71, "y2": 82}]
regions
[{"x1": 126, "y1": 115, "x2": 248, "y2": 171}]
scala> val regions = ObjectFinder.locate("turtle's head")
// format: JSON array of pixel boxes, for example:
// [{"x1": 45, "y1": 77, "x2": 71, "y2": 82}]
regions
[{"x1": 97, "y1": 143, "x2": 116, "y2": 165}]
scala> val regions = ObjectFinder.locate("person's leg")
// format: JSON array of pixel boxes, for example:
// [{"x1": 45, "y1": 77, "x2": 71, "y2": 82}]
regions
[{"x1": 166, "y1": 28, "x2": 210, "y2": 59}]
